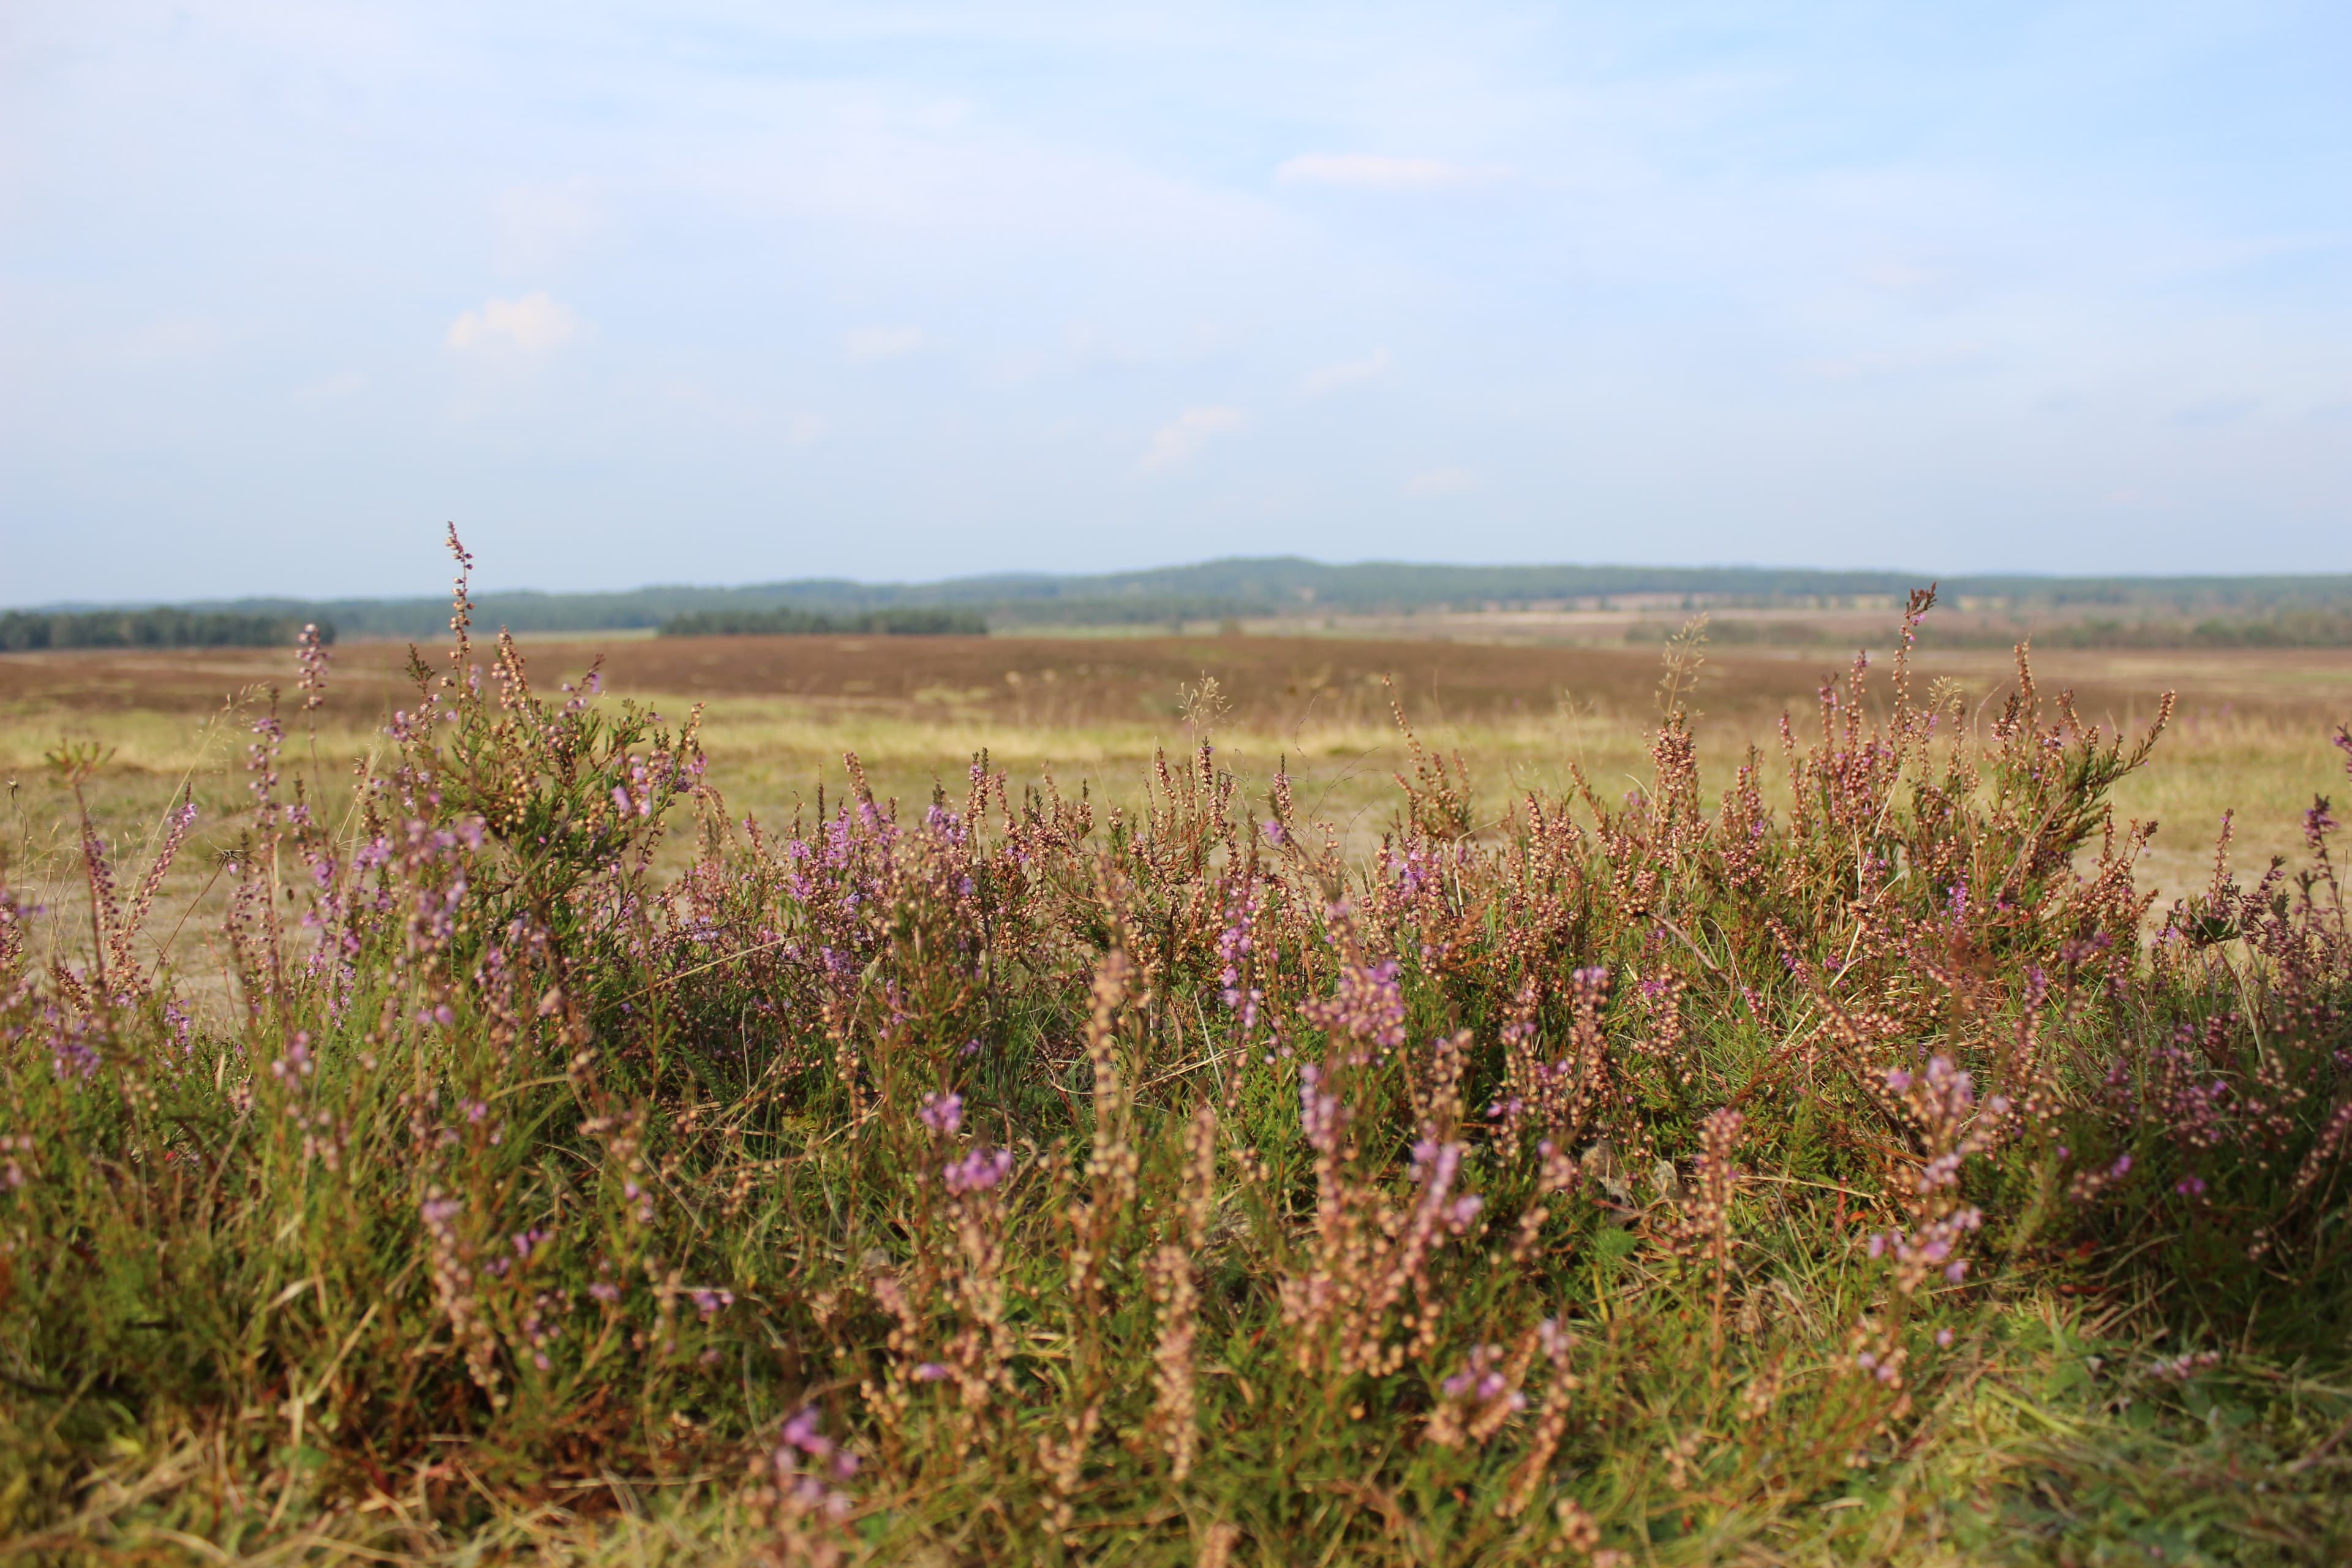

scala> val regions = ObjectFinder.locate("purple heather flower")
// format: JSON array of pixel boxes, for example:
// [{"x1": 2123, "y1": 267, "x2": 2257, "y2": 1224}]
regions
[
  {"x1": 780, "y1": 1408, "x2": 832, "y2": 1458},
  {"x1": 943, "y1": 1146, "x2": 1012, "y2": 1195}
]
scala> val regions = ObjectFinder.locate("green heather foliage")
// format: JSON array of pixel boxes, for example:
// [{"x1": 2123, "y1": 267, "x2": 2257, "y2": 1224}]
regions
[
  {"x1": 0, "y1": 607, "x2": 332, "y2": 651},
  {"x1": 4, "y1": 541, "x2": 2351, "y2": 1563},
  {"x1": 660, "y1": 606, "x2": 989, "y2": 638}
]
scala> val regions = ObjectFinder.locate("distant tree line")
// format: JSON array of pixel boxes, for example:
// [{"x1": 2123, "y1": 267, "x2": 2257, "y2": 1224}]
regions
[
  {"x1": 1624, "y1": 610, "x2": 2352, "y2": 650},
  {"x1": 19, "y1": 557, "x2": 2352, "y2": 644},
  {"x1": 0, "y1": 608, "x2": 331, "y2": 652},
  {"x1": 658, "y1": 606, "x2": 988, "y2": 638},
  {"x1": 2024, "y1": 612, "x2": 2352, "y2": 649}
]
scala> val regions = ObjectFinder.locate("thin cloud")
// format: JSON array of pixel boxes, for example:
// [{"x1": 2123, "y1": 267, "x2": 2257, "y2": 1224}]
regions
[
  {"x1": 1857, "y1": 258, "x2": 1946, "y2": 295},
  {"x1": 1303, "y1": 349, "x2": 1390, "y2": 396},
  {"x1": 1802, "y1": 344, "x2": 1988, "y2": 383},
  {"x1": 102, "y1": 318, "x2": 230, "y2": 365},
  {"x1": 1142, "y1": 406, "x2": 1242, "y2": 471},
  {"x1": 295, "y1": 371, "x2": 366, "y2": 403},
  {"x1": 657, "y1": 381, "x2": 827, "y2": 444},
  {"x1": 846, "y1": 325, "x2": 927, "y2": 363},
  {"x1": 1406, "y1": 466, "x2": 1476, "y2": 496},
  {"x1": 2171, "y1": 397, "x2": 2259, "y2": 429},
  {"x1": 1275, "y1": 154, "x2": 1504, "y2": 189},
  {"x1": 497, "y1": 181, "x2": 606, "y2": 271},
  {"x1": 446, "y1": 293, "x2": 580, "y2": 353}
]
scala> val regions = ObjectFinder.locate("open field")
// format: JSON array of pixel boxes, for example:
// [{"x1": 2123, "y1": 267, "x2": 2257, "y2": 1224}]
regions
[
  {"x1": 6, "y1": 630, "x2": 2346, "y2": 985},
  {"x1": 5, "y1": 608, "x2": 2352, "y2": 1564}
]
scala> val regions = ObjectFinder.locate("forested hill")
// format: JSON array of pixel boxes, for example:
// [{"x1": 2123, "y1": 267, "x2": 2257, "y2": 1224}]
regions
[{"x1": 17, "y1": 558, "x2": 2352, "y2": 641}]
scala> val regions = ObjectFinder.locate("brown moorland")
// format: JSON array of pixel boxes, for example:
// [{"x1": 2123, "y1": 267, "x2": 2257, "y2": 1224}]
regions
[{"x1": 8, "y1": 631, "x2": 2345, "y2": 729}]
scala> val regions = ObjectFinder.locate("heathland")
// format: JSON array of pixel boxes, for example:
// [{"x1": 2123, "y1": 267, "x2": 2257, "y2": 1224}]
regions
[
  {"x1": 2, "y1": 548, "x2": 2350, "y2": 1564},
  {"x1": 7, "y1": 622, "x2": 2344, "y2": 938},
  {"x1": 18, "y1": 555, "x2": 2352, "y2": 646}
]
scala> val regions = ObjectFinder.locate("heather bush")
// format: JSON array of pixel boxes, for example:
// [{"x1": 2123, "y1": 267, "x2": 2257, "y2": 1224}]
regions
[{"x1": 2, "y1": 540, "x2": 2348, "y2": 1563}]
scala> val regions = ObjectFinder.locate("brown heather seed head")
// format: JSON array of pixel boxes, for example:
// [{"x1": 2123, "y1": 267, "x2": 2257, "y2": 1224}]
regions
[
  {"x1": 1147, "y1": 1242, "x2": 1201, "y2": 1480},
  {"x1": 1180, "y1": 1102, "x2": 1218, "y2": 1250}
]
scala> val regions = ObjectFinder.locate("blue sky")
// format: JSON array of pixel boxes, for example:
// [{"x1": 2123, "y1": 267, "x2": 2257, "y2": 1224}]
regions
[{"x1": 3, "y1": 1, "x2": 2348, "y2": 601}]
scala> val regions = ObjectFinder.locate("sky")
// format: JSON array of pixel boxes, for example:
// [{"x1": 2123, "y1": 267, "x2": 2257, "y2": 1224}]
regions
[{"x1": 3, "y1": 1, "x2": 2349, "y2": 602}]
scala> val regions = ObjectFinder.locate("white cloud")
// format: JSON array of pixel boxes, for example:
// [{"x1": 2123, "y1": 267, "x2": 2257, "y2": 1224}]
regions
[
  {"x1": 846, "y1": 325, "x2": 927, "y2": 363},
  {"x1": 1142, "y1": 406, "x2": 1242, "y2": 471},
  {"x1": 446, "y1": 292, "x2": 579, "y2": 354},
  {"x1": 1275, "y1": 154, "x2": 1504, "y2": 189},
  {"x1": 1303, "y1": 349, "x2": 1390, "y2": 396},
  {"x1": 1406, "y1": 466, "x2": 1477, "y2": 496}
]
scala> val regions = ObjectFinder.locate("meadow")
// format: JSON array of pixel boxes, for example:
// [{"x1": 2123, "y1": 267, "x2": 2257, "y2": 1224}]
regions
[
  {"x1": 2, "y1": 548, "x2": 2351, "y2": 1564},
  {"x1": 6, "y1": 623, "x2": 2343, "y2": 958}
]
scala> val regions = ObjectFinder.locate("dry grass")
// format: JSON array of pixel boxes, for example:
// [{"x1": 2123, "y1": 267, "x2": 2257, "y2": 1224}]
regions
[{"x1": 5, "y1": 633, "x2": 2345, "y2": 983}]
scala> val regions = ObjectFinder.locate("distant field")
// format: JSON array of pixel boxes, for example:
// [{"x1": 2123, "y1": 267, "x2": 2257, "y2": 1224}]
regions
[{"x1": 4, "y1": 628, "x2": 2345, "y2": 992}]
